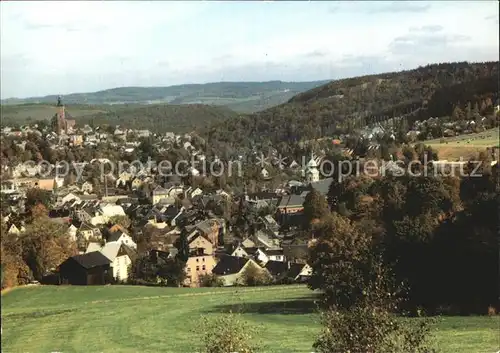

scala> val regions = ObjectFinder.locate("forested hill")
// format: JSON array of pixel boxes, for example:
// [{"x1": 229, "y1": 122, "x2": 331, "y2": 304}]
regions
[
  {"x1": 205, "y1": 61, "x2": 499, "y2": 148},
  {"x1": 1, "y1": 80, "x2": 329, "y2": 114},
  {"x1": 76, "y1": 104, "x2": 240, "y2": 133}
]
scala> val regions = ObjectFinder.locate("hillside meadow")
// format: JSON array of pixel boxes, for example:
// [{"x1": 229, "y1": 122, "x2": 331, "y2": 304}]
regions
[
  {"x1": 424, "y1": 127, "x2": 499, "y2": 160},
  {"x1": 1, "y1": 285, "x2": 498, "y2": 353}
]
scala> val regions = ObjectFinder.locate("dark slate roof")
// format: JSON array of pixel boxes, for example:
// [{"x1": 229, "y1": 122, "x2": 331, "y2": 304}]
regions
[
  {"x1": 243, "y1": 247, "x2": 259, "y2": 255},
  {"x1": 264, "y1": 248, "x2": 284, "y2": 256},
  {"x1": 108, "y1": 230, "x2": 127, "y2": 242},
  {"x1": 70, "y1": 251, "x2": 111, "y2": 269},
  {"x1": 288, "y1": 194, "x2": 305, "y2": 207},
  {"x1": 82, "y1": 207, "x2": 95, "y2": 216},
  {"x1": 265, "y1": 260, "x2": 288, "y2": 277},
  {"x1": 309, "y1": 177, "x2": 333, "y2": 196},
  {"x1": 247, "y1": 192, "x2": 279, "y2": 201},
  {"x1": 79, "y1": 222, "x2": 94, "y2": 231},
  {"x1": 277, "y1": 194, "x2": 305, "y2": 208},
  {"x1": 119, "y1": 244, "x2": 138, "y2": 261},
  {"x1": 212, "y1": 255, "x2": 248, "y2": 276},
  {"x1": 286, "y1": 263, "x2": 305, "y2": 279}
]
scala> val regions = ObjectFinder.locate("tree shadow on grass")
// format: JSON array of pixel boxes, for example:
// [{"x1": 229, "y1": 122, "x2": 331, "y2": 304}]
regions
[{"x1": 206, "y1": 296, "x2": 319, "y2": 315}]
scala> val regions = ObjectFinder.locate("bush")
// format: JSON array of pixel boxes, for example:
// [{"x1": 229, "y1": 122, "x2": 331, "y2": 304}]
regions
[
  {"x1": 197, "y1": 311, "x2": 259, "y2": 353},
  {"x1": 314, "y1": 300, "x2": 436, "y2": 353},
  {"x1": 199, "y1": 273, "x2": 224, "y2": 287},
  {"x1": 237, "y1": 264, "x2": 272, "y2": 287}
]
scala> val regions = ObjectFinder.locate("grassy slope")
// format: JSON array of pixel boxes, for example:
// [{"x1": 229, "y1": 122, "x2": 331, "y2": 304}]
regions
[
  {"x1": 2, "y1": 285, "x2": 499, "y2": 353},
  {"x1": 425, "y1": 127, "x2": 499, "y2": 160}
]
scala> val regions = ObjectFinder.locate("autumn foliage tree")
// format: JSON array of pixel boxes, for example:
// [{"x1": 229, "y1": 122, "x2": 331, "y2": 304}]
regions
[
  {"x1": 302, "y1": 188, "x2": 329, "y2": 228},
  {"x1": 1, "y1": 221, "x2": 31, "y2": 288},
  {"x1": 21, "y1": 214, "x2": 77, "y2": 281},
  {"x1": 309, "y1": 212, "x2": 435, "y2": 353}
]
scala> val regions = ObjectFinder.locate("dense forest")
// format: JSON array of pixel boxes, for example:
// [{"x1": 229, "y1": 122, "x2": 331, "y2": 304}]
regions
[
  {"x1": 76, "y1": 104, "x2": 240, "y2": 133},
  {"x1": 205, "y1": 61, "x2": 499, "y2": 149}
]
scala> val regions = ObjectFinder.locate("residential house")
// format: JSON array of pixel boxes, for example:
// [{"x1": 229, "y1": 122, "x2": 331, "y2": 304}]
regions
[
  {"x1": 107, "y1": 230, "x2": 137, "y2": 249},
  {"x1": 7, "y1": 223, "x2": 25, "y2": 235},
  {"x1": 81, "y1": 125, "x2": 93, "y2": 134},
  {"x1": 184, "y1": 187, "x2": 203, "y2": 199},
  {"x1": 263, "y1": 248, "x2": 285, "y2": 262},
  {"x1": 151, "y1": 186, "x2": 170, "y2": 205},
  {"x1": 116, "y1": 171, "x2": 134, "y2": 187},
  {"x1": 231, "y1": 245, "x2": 251, "y2": 258},
  {"x1": 184, "y1": 252, "x2": 217, "y2": 287},
  {"x1": 85, "y1": 134, "x2": 98, "y2": 144},
  {"x1": 0, "y1": 181, "x2": 17, "y2": 194},
  {"x1": 241, "y1": 238, "x2": 255, "y2": 248},
  {"x1": 69, "y1": 134, "x2": 83, "y2": 146},
  {"x1": 295, "y1": 263, "x2": 312, "y2": 282},
  {"x1": 260, "y1": 168, "x2": 270, "y2": 179},
  {"x1": 131, "y1": 177, "x2": 144, "y2": 190},
  {"x1": 189, "y1": 219, "x2": 223, "y2": 247},
  {"x1": 108, "y1": 223, "x2": 127, "y2": 234},
  {"x1": 57, "y1": 192, "x2": 81, "y2": 206},
  {"x1": 114, "y1": 128, "x2": 126, "y2": 141},
  {"x1": 231, "y1": 246, "x2": 268, "y2": 264},
  {"x1": 189, "y1": 234, "x2": 214, "y2": 255},
  {"x1": 276, "y1": 194, "x2": 305, "y2": 225},
  {"x1": 167, "y1": 185, "x2": 184, "y2": 198},
  {"x1": 212, "y1": 255, "x2": 270, "y2": 287},
  {"x1": 76, "y1": 207, "x2": 96, "y2": 224},
  {"x1": 67, "y1": 224, "x2": 78, "y2": 242},
  {"x1": 37, "y1": 178, "x2": 56, "y2": 191},
  {"x1": 81, "y1": 181, "x2": 93, "y2": 193},
  {"x1": 278, "y1": 195, "x2": 304, "y2": 215},
  {"x1": 147, "y1": 217, "x2": 169, "y2": 229},
  {"x1": 265, "y1": 261, "x2": 312, "y2": 283},
  {"x1": 58, "y1": 252, "x2": 111, "y2": 285},
  {"x1": 255, "y1": 229, "x2": 280, "y2": 248},
  {"x1": 99, "y1": 204, "x2": 126, "y2": 219},
  {"x1": 264, "y1": 260, "x2": 289, "y2": 282},
  {"x1": 260, "y1": 215, "x2": 280, "y2": 234},
  {"x1": 136, "y1": 130, "x2": 151, "y2": 138},
  {"x1": 100, "y1": 242, "x2": 137, "y2": 282},
  {"x1": 188, "y1": 167, "x2": 200, "y2": 176},
  {"x1": 77, "y1": 222, "x2": 102, "y2": 241}
]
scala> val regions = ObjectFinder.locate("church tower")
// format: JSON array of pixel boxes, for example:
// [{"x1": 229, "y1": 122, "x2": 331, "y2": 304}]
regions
[
  {"x1": 52, "y1": 95, "x2": 67, "y2": 135},
  {"x1": 305, "y1": 152, "x2": 320, "y2": 183}
]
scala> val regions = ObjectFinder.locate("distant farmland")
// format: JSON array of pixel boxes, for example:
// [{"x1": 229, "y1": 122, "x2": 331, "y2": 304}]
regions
[{"x1": 425, "y1": 127, "x2": 499, "y2": 160}]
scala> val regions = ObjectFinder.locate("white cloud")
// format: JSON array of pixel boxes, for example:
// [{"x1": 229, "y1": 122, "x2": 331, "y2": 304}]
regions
[{"x1": 0, "y1": 1, "x2": 498, "y2": 98}]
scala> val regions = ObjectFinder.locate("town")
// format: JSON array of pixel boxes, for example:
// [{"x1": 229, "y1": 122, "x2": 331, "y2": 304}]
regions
[{"x1": 1, "y1": 93, "x2": 498, "y2": 290}]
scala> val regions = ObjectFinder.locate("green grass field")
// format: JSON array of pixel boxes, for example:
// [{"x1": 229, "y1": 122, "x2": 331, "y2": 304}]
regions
[
  {"x1": 1, "y1": 285, "x2": 499, "y2": 353},
  {"x1": 425, "y1": 127, "x2": 499, "y2": 160}
]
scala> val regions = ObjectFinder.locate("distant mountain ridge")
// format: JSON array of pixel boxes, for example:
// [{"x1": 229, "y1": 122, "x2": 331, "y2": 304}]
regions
[
  {"x1": 205, "y1": 61, "x2": 499, "y2": 149},
  {"x1": 1, "y1": 80, "x2": 330, "y2": 113}
]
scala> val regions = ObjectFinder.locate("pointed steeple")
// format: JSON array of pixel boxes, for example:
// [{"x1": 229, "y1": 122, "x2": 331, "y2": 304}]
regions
[{"x1": 307, "y1": 152, "x2": 318, "y2": 168}]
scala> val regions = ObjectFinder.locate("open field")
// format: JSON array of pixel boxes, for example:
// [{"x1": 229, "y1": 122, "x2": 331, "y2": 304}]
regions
[
  {"x1": 1, "y1": 285, "x2": 499, "y2": 353},
  {"x1": 424, "y1": 127, "x2": 499, "y2": 160}
]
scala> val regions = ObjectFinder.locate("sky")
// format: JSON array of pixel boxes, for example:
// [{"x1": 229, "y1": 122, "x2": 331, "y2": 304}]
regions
[{"x1": 1, "y1": 1, "x2": 498, "y2": 99}]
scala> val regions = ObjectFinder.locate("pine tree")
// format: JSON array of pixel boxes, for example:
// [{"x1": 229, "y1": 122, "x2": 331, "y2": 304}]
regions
[{"x1": 176, "y1": 226, "x2": 190, "y2": 262}]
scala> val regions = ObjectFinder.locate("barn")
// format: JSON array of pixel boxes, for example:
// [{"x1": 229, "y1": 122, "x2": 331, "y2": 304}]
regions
[{"x1": 58, "y1": 251, "x2": 112, "y2": 285}]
